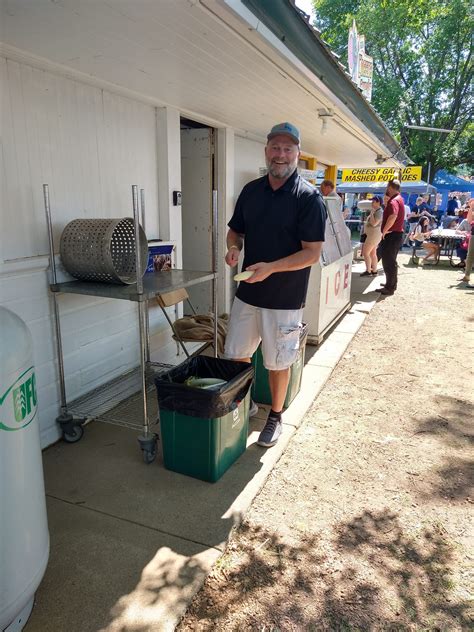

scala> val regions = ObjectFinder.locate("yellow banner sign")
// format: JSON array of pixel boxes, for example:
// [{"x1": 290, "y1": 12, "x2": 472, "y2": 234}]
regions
[{"x1": 341, "y1": 166, "x2": 422, "y2": 182}]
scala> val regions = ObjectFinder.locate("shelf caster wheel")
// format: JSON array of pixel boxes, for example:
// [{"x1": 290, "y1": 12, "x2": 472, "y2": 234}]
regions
[
  {"x1": 138, "y1": 433, "x2": 158, "y2": 465},
  {"x1": 57, "y1": 412, "x2": 86, "y2": 444},
  {"x1": 63, "y1": 424, "x2": 84, "y2": 443}
]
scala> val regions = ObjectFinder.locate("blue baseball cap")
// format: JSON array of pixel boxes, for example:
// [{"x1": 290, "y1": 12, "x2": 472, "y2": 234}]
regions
[{"x1": 267, "y1": 122, "x2": 300, "y2": 145}]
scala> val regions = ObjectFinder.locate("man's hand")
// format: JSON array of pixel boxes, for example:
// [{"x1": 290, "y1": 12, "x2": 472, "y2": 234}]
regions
[
  {"x1": 244, "y1": 261, "x2": 275, "y2": 283},
  {"x1": 225, "y1": 246, "x2": 241, "y2": 267}
]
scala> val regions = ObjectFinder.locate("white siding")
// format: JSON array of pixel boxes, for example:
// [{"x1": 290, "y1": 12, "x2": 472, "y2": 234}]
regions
[
  {"x1": 234, "y1": 135, "x2": 266, "y2": 200},
  {"x1": 0, "y1": 56, "x2": 167, "y2": 448},
  {"x1": 1, "y1": 57, "x2": 160, "y2": 259}
]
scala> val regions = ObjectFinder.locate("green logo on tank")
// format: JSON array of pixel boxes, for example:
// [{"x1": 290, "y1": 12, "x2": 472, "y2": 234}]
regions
[{"x1": 0, "y1": 367, "x2": 38, "y2": 431}]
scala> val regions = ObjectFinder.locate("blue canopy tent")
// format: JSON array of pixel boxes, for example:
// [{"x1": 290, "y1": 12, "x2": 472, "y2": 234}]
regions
[
  {"x1": 337, "y1": 180, "x2": 437, "y2": 209},
  {"x1": 432, "y1": 170, "x2": 474, "y2": 212}
]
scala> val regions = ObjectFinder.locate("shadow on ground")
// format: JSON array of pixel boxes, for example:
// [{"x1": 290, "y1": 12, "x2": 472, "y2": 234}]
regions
[
  {"x1": 426, "y1": 455, "x2": 474, "y2": 501},
  {"x1": 179, "y1": 510, "x2": 471, "y2": 631},
  {"x1": 410, "y1": 395, "x2": 474, "y2": 502},
  {"x1": 412, "y1": 395, "x2": 473, "y2": 448}
]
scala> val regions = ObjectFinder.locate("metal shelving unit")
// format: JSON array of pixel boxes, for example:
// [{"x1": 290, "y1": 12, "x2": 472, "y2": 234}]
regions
[
  {"x1": 66, "y1": 363, "x2": 170, "y2": 431},
  {"x1": 44, "y1": 184, "x2": 218, "y2": 463}
]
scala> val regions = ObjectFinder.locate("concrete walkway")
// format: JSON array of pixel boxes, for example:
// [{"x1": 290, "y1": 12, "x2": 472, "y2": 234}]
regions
[{"x1": 25, "y1": 262, "x2": 380, "y2": 632}]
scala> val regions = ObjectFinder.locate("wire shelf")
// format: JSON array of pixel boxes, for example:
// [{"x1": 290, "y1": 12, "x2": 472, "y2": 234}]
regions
[{"x1": 68, "y1": 362, "x2": 172, "y2": 431}]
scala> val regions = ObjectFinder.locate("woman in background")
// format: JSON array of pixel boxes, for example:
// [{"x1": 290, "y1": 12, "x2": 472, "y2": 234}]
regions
[
  {"x1": 412, "y1": 216, "x2": 440, "y2": 264},
  {"x1": 360, "y1": 196, "x2": 383, "y2": 276}
]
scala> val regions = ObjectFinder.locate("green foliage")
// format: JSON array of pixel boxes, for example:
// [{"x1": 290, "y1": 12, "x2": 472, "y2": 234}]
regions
[{"x1": 313, "y1": 0, "x2": 473, "y2": 180}]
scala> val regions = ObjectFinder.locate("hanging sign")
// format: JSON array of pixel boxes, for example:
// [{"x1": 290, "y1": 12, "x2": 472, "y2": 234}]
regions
[
  {"x1": 348, "y1": 22, "x2": 373, "y2": 102},
  {"x1": 359, "y1": 49, "x2": 373, "y2": 102},
  {"x1": 298, "y1": 168, "x2": 319, "y2": 181},
  {"x1": 341, "y1": 166, "x2": 422, "y2": 182},
  {"x1": 348, "y1": 20, "x2": 360, "y2": 86}
]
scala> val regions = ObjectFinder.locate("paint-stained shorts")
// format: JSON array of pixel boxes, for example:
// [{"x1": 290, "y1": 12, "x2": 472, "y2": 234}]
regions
[{"x1": 224, "y1": 297, "x2": 303, "y2": 371}]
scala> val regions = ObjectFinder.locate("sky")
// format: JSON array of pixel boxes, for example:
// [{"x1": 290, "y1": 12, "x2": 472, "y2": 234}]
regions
[{"x1": 295, "y1": 0, "x2": 316, "y2": 21}]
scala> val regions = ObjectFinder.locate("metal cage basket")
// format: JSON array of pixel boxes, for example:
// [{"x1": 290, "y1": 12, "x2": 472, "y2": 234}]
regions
[{"x1": 59, "y1": 218, "x2": 148, "y2": 285}]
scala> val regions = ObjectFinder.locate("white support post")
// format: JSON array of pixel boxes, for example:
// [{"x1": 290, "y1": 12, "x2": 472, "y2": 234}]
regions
[
  {"x1": 216, "y1": 127, "x2": 235, "y2": 314},
  {"x1": 156, "y1": 106, "x2": 182, "y2": 267}
]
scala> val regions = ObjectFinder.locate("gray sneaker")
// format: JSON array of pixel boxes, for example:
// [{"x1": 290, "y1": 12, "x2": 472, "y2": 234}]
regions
[
  {"x1": 257, "y1": 414, "x2": 282, "y2": 447},
  {"x1": 249, "y1": 400, "x2": 259, "y2": 417}
]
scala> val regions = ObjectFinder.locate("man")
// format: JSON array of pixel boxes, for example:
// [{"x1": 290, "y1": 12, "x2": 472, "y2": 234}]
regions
[
  {"x1": 376, "y1": 179, "x2": 405, "y2": 296},
  {"x1": 320, "y1": 179, "x2": 343, "y2": 214},
  {"x1": 224, "y1": 122, "x2": 326, "y2": 448},
  {"x1": 419, "y1": 194, "x2": 432, "y2": 213},
  {"x1": 441, "y1": 207, "x2": 459, "y2": 229},
  {"x1": 320, "y1": 179, "x2": 335, "y2": 197},
  {"x1": 447, "y1": 195, "x2": 458, "y2": 215}
]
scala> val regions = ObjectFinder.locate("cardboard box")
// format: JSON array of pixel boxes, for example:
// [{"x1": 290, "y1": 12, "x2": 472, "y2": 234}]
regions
[{"x1": 146, "y1": 241, "x2": 176, "y2": 273}]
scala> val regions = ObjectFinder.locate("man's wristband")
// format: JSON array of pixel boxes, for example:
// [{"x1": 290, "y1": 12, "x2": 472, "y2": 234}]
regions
[{"x1": 229, "y1": 245, "x2": 241, "y2": 251}]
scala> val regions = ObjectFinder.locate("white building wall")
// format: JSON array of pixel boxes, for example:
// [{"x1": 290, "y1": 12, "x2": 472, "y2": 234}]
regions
[
  {"x1": 234, "y1": 135, "x2": 266, "y2": 200},
  {"x1": 223, "y1": 134, "x2": 266, "y2": 307},
  {"x1": 0, "y1": 56, "x2": 168, "y2": 448}
]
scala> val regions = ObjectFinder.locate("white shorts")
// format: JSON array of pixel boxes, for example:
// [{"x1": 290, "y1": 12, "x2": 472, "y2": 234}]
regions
[{"x1": 224, "y1": 297, "x2": 304, "y2": 371}]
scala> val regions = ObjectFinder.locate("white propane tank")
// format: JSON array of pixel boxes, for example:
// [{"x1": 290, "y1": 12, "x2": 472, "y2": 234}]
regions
[{"x1": 0, "y1": 307, "x2": 49, "y2": 632}]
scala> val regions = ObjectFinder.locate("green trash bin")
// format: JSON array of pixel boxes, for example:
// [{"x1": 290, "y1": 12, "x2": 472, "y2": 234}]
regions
[
  {"x1": 159, "y1": 393, "x2": 249, "y2": 482},
  {"x1": 155, "y1": 357, "x2": 253, "y2": 483},
  {"x1": 251, "y1": 323, "x2": 308, "y2": 409}
]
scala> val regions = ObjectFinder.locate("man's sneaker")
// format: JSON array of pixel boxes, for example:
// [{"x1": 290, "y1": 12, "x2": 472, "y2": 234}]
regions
[
  {"x1": 249, "y1": 400, "x2": 259, "y2": 417},
  {"x1": 257, "y1": 412, "x2": 282, "y2": 448}
]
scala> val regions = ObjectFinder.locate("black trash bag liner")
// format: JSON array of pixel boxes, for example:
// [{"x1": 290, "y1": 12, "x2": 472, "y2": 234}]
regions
[{"x1": 155, "y1": 356, "x2": 254, "y2": 418}]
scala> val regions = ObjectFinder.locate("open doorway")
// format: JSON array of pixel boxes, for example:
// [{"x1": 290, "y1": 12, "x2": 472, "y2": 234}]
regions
[{"x1": 180, "y1": 117, "x2": 215, "y2": 314}]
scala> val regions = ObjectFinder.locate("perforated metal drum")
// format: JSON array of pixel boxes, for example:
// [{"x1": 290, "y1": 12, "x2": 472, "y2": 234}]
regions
[{"x1": 60, "y1": 218, "x2": 148, "y2": 284}]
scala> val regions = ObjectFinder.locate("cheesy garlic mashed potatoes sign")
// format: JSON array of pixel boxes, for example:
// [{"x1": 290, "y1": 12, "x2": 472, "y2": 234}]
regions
[{"x1": 341, "y1": 166, "x2": 422, "y2": 182}]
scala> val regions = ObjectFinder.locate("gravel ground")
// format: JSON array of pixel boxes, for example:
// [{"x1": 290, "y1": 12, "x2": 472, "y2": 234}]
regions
[{"x1": 179, "y1": 254, "x2": 473, "y2": 632}]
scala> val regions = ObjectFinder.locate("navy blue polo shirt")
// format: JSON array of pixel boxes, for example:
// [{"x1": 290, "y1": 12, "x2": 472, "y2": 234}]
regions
[{"x1": 228, "y1": 170, "x2": 326, "y2": 310}]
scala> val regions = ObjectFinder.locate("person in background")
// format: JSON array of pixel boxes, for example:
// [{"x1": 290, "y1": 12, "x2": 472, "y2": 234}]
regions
[
  {"x1": 409, "y1": 196, "x2": 423, "y2": 215},
  {"x1": 419, "y1": 194, "x2": 433, "y2": 214},
  {"x1": 457, "y1": 215, "x2": 472, "y2": 233},
  {"x1": 320, "y1": 179, "x2": 335, "y2": 197},
  {"x1": 460, "y1": 200, "x2": 474, "y2": 284},
  {"x1": 360, "y1": 196, "x2": 383, "y2": 276},
  {"x1": 441, "y1": 207, "x2": 459, "y2": 228},
  {"x1": 224, "y1": 122, "x2": 326, "y2": 448},
  {"x1": 405, "y1": 197, "x2": 423, "y2": 244},
  {"x1": 376, "y1": 180, "x2": 405, "y2": 296},
  {"x1": 455, "y1": 235, "x2": 469, "y2": 268},
  {"x1": 413, "y1": 195, "x2": 437, "y2": 224},
  {"x1": 402, "y1": 199, "x2": 413, "y2": 247},
  {"x1": 447, "y1": 195, "x2": 459, "y2": 215},
  {"x1": 455, "y1": 202, "x2": 474, "y2": 269},
  {"x1": 411, "y1": 216, "x2": 440, "y2": 264},
  {"x1": 320, "y1": 179, "x2": 343, "y2": 213},
  {"x1": 458, "y1": 204, "x2": 468, "y2": 220},
  {"x1": 411, "y1": 196, "x2": 424, "y2": 215},
  {"x1": 342, "y1": 205, "x2": 352, "y2": 240},
  {"x1": 404, "y1": 200, "x2": 411, "y2": 221}
]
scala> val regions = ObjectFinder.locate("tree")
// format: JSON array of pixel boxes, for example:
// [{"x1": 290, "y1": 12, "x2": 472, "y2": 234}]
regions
[{"x1": 313, "y1": 0, "x2": 473, "y2": 181}]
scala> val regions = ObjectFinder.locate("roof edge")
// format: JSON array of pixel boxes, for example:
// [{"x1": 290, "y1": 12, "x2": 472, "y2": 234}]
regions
[{"x1": 242, "y1": 0, "x2": 410, "y2": 165}]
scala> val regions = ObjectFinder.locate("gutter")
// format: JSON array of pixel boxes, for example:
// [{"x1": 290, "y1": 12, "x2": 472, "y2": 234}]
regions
[{"x1": 240, "y1": 0, "x2": 410, "y2": 165}]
